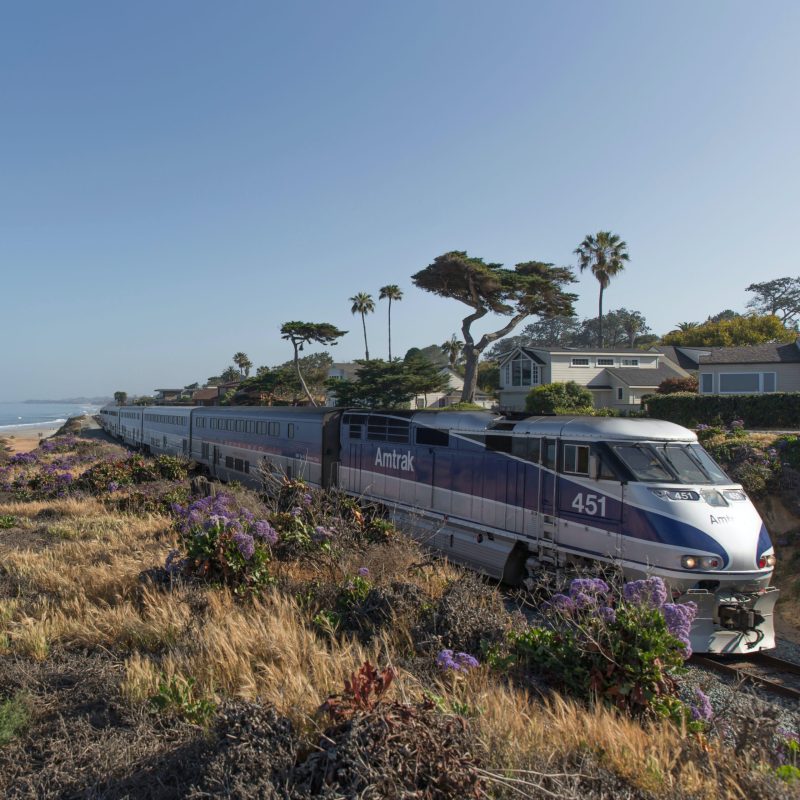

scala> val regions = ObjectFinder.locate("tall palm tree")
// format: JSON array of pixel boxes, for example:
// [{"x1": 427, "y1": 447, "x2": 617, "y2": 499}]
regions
[
  {"x1": 378, "y1": 284, "x2": 403, "y2": 360},
  {"x1": 349, "y1": 292, "x2": 375, "y2": 360},
  {"x1": 232, "y1": 352, "x2": 252, "y2": 378},
  {"x1": 574, "y1": 231, "x2": 629, "y2": 348},
  {"x1": 677, "y1": 321, "x2": 699, "y2": 332},
  {"x1": 440, "y1": 334, "x2": 463, "y2": 368}
]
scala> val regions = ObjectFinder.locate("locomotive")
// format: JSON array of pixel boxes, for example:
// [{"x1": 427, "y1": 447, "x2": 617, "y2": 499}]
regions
[{"x1": 99, "y1": 404, "x2": 779, "y2": 654}]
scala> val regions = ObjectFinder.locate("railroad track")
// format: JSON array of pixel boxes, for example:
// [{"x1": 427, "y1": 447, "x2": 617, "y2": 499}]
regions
[{"x1": 690, "y1": 652, "x2": 800, "y2": 701}]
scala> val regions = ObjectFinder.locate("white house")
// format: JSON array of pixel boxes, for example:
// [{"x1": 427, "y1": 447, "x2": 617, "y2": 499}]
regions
[
  {"x1": 497, "y1": 347, "x2": 689, "y2": 412},
  {"x1": 697, "y1": 340, "x2": 800, "y2": 395}
]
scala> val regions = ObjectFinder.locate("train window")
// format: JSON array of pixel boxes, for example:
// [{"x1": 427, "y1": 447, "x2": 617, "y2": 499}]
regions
[
  {"x1": 511, "y1": 437, "x2": 540, "y2": 463},
  {"x1": 269, "y1": 422, "x2": 280, "y2": 436},
  {"x1": 234, "y1": 458, "x2": 244, "y2": 472},
  {"x1": 612, "y1": 444, "x2": 672, "y2": 481},
  {"x1": 542, "y1": 441, "x2": 556, "y2": 469},
  {"x1": 288, "y1": 424, "x2": 295, "y2": 439},
  {"x1": 654, "y1": 444, "x2": 710, "y2": 484},
  {"x1": 486, "y1": 434, "x2": 512, "y2": 453},
  {"x1": 563, "y1": 444, "x2": 590, "y2": 475},
  {"x1": 226, "y1": 456, "x2": 234, "y2": 468},
  {"x1": 416, "y1": 427, "x2": 449, "y2": 447},
  {"x1": 201, "y1": 443, "x2": 209, "y2": 459},
  {"x1": 367, "y1": 416, "x2": 409, "y2": 443},
  {"x1": 349, "y1": 424, "x2": 362, "y2": 439},
  {"x1": 244, "y1": 461, "x2": 250, "y2": 474},
  {"x1": 236, "y1": 420, "x2": 245, "y2": 433}
]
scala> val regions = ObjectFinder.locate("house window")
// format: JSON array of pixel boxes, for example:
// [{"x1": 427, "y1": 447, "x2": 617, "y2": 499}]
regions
[
  {"x1": 718, "y1": 372, "x2": 776, "y2": 394},
  {"x1": 621, "y1": 358, "x2": 639, "y2": 366},
  {"x1": 563, "y1": 444, "x2": 590, "y2": 476},
  {"x1": 507, "y1": 357, "x2": 539, "y2": 387},
  {"x1": 597, "y1": 358, "x2": 614, "y2": 366},
  {"x1": 617, "y1": 387, "x2": 623, "y2": 401},
  {"x1": 571, "y1": 358, "x2": 590, "y2": 367},
  {"x1": 700, "y1": 373, "x2": 713, "y2": 394}
]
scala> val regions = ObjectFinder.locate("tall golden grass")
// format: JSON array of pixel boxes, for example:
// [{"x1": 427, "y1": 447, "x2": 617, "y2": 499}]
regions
[{"x1": 0, "y1": 493, "x2": 776, "y2": 798}]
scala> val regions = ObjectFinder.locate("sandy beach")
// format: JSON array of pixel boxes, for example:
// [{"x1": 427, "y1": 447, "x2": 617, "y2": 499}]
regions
[{"x1": 0, "y1": 422, "x2": 64, "y2": 454}]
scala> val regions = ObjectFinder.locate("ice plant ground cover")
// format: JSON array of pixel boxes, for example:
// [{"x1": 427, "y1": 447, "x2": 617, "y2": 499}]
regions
[{"x1": 0, "y1": 427, "x2": 797, "y2": 798}]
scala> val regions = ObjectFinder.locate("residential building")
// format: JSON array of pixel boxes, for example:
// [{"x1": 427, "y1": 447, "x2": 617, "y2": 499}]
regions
[
  {"x1": 498, "y1": 347, "x2": 689, "y2": 412},
  {"x1": 697, "y1": 340, "x2": 800, "y2": 395}
]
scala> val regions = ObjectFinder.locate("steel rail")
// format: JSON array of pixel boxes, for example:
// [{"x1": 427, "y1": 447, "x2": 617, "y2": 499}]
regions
[{"x1": 690, "y1": 654, "x2": 800, "y2": 701}]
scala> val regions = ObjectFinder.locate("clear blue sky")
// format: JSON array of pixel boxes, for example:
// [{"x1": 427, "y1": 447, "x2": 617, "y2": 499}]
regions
[{"x1": 2, "y1": 1, "x2": 798, "y2": 400}]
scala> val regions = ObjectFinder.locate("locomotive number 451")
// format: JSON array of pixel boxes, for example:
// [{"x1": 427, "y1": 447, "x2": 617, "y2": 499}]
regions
[{"x1": 571, "y1": 493, "x2": 607, "y2": 516}]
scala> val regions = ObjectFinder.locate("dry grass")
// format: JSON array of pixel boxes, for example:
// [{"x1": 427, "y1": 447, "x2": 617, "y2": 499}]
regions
[
  {"x1": 449, "y1": 672, "x2": 755, "y2": 799},
  {"x1": 0, "y1": 475, "x2": 790, "y2": 798}
]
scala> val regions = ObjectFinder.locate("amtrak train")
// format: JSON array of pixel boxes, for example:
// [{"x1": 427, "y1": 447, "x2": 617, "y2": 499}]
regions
[{"x1": 99, "y1": 404, "x2": 779, "y2": 654}]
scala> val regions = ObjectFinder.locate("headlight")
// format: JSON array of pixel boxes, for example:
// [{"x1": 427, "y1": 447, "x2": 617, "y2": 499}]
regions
[
  {"x1": 758, "y1": 554, "x2": 777, "y2": 569},
  {"x1": 649, "y1": 489, "x2": 700, "y2": 501},
  {"x1": 681, "y1": 555, "x2": 723, "y2": 570}
]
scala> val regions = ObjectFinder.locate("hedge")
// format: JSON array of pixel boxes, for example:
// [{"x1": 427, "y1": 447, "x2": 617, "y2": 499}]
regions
[{"x1": 645, "y1": 392, "x2": 800, "y2": 429}]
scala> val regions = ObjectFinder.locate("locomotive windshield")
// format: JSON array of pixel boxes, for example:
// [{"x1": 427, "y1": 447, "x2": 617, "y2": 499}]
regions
[{"x1": 612, "y1": 442, "x2": 730, "y2": 484}]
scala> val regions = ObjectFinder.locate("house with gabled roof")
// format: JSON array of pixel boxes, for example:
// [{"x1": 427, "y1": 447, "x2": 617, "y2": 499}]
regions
[
  {"x1": 697, "y1": 340, "x2": 800, "y2": 395},
  {"x1": 498, "y1": 346, "x2": 689, "y2": 413}
]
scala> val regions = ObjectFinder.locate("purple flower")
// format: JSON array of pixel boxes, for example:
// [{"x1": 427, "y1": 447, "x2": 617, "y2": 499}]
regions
[
  {"x1": 108, "y1": 481, "x2": 120, "y2": 493},
  {"x1": 568, "y1": 577, "x2": 610, "y2": 598},
  {"x1": 547, "y1": 593, "x2": 575, "y2": 613},
  {"x1": 662, "y1": 601, "x2": 697, "y2": 658},
  {"x1": 599, "y1": 606, "x2": 616, "y2": 624},
  {"x1": 357, "y1": 566, "x2": 369, "y2": 577},
  {"x1": 690, "y1": 688, "x2": 713, "y2": 722},
  {"x1": 313, "y1": 525, "x2": 333, "y2": 542},
  {"x1": 290, "y1": 506, "x2": 302, "y2": 517},
  {"x1": 623, "y1": 576, "x2": 668, "y2": 609},
  {"x1": 571, "y1": 591, "x2": 596, "y2": 610},
  {"x1": 302, "y1": 492, "x2": 313, "y2": 506},
  {"x1": 254, "y1": 519, "x2": 278, "y2": 545},
  {"x1": 436, "y1": 649, "x2": 480, "y2": 672},
  {"x1": 233, "y1": 532, "x2": 255, "y2": 560}
]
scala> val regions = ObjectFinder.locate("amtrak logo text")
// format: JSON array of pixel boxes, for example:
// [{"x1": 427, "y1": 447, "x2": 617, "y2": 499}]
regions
[
  {"x1": 710, "y1": 514, "x2": 733, "y2": 525},
  {"x1": 374, "y1": 448, "x2": 415, "y2": 472}
]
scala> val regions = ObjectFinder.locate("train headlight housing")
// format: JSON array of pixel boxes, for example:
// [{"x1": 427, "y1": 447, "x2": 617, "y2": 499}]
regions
[
  {"x1": 681, "y1": 555, "x2": 723, "y2": 570},
  {"x1": 758, "y1": 554, "x2": 777, "y2": 569}
]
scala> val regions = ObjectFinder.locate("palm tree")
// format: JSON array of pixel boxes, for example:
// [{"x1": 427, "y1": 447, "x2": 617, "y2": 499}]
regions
[
  {"x1": 349, "y1": 292, "x2": 375, "y2": 361},
  {"x1": 378, "y1": 284, "x2": 403, "y2": 360},
  {"x1": 677, "y1": 321, "x2": 699, "y2": 332},
  {"x1": 440, "y1": 334, "x2": 463, "y2": 368},
  {"x1": 574, "y1": 231, "x2": 629, "y2": 348},
  {"x1": 232, "y1": 352, "x2": 252, "y2": 378}
]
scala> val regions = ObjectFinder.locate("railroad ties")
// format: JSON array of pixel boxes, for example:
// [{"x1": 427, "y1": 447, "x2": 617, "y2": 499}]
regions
[{"x1": 690, "y1": 652, "x2": 800, "y2": 701}]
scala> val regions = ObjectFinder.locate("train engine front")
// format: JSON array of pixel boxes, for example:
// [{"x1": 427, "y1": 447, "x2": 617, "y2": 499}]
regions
[{"x1": 605, "y1": 424, "x2": 778, "y2": 654}]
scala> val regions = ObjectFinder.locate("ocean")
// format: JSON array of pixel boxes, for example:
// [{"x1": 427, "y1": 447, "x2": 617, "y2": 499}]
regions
[{"x1": 0, "y1": 402, "x2": 100, "y2": 431}]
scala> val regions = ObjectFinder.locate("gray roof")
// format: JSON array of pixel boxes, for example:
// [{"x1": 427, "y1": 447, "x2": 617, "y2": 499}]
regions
[
  {"x1": 603, "y1": 363, "x2": 684, "y2": 388},
  {"x1": 653, "y1": 346, "x2": 703, "y2": 371},
  {"x1": 512, "y1": 416, "x2": 696, "y2": 442},
  {"x1": 700, "y1": 341, "x2": 800, "y2": 365}
]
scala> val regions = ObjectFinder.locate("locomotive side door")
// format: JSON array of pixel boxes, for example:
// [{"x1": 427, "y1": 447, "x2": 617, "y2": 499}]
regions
[{"x1": 537, "y1": 438, "x2": 558, "y2": 558}]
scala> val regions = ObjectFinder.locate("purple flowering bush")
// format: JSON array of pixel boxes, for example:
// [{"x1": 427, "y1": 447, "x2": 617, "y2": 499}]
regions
[
  {"x1": 436, "y1": 649, "x2": 480, "y2": 673},
  {"x1": 505, "y1": 575, "x2": 698, "y2": 718},
  {"x1": 170, "y1": 492, "x2": 277, "y2": 594}
]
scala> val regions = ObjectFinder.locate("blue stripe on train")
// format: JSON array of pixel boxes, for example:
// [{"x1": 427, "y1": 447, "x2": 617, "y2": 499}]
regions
[{"x1": 757, "y1": 523, "x2": 773, "y2": 560}]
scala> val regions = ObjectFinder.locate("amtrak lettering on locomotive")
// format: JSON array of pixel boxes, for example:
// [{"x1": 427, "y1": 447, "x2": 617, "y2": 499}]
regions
[{"x1": 99, "y1": 404, "x2": 779, "y2": 654}]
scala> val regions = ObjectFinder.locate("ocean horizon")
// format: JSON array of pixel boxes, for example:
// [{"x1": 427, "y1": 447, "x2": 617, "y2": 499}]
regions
[{"x1": 0, "y1": 402, "x2": 99, "y2": 431}]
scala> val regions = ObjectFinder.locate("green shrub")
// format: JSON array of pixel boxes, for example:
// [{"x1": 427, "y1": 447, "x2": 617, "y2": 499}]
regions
[
  {"x1": 150, "y1": 674, "x2": 215, "y2": 726},
  {"x1": 646, "y1": 392, "x2": 800, "y2": 428},
  {"x1": 0, "y1": 693, "x2": 30, "y2": 745},
  {"x1": 526, "y1": 382, "x2": 594, "y2": 415}
]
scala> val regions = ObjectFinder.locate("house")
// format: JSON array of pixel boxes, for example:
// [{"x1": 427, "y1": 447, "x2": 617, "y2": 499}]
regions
[
  {"x1": 498, "y1": 347, "x2": 689, "y2": 412},
  {"x1": 191, "y1": 387, "x2": 222, "y2": 406},
  {"x1": 651, "y1": 345, "x2": 712, "y2": 372},
  {"x1": 697, "y1": 340, "x2": 800, "y2": 395},
  {"x1": 153, "y1": 388, "x2": 185, "y2": 403}
]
